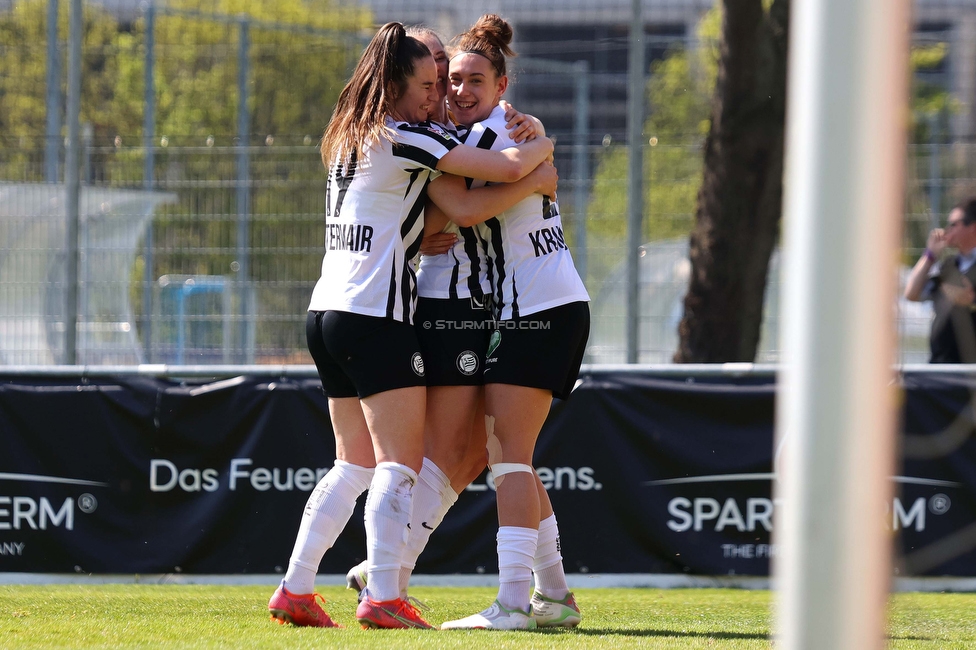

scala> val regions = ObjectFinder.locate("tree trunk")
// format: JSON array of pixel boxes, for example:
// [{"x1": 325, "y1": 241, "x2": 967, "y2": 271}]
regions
[{"x1": 674, "y1": 0, "x2": 790, "y2": 363}]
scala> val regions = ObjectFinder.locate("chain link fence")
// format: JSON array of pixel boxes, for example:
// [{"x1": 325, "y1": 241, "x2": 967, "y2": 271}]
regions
[{"x1": 1, "y1": 0, "x2": 974, "y2": 364}]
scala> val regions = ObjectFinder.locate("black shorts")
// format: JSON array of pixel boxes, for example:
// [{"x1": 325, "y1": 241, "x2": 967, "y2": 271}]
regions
[
  {"x1": 483, "y1": 301, "x2": 590, "y2": 400},
  {"x1": 306, "y1": 310, "x2": 426, "y2": 399},
  {"x1": 415, "y1": 297, "x2": 491, "y2": 386}
]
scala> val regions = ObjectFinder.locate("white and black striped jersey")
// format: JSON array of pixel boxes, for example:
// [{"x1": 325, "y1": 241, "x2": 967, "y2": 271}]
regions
[
  {"x1": 308, "y1": 117, "x2": 458, "y2": 323},
  {"x1": 415, "y1": 219, "x2": 491, "y2": 300},
  {"x1": 415, "y1": 123, "x2": 490, "y2": 301},
  {"x1": 467, "y1": 106, "x2": 590, "y2": 319}
]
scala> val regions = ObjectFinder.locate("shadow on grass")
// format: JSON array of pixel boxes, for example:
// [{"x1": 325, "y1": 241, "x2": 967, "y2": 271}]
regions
[
  {"x1": 538, "y1": 628, "x2": 770, "y2": 640},
  {"x1": 539, "y1": 630, "x2": 935, "y2": 642}
]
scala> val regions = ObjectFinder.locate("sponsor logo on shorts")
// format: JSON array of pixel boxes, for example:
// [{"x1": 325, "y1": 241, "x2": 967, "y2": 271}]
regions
[
  {"x1": 486, "y1": 330, "x2": 501, "y2": 359},
  {"x1": 411, "y1": 352, "x2": 425, "y2": 377},
  {"x1": 456, "y1": 351, "x2": 479, "y2": 376}
]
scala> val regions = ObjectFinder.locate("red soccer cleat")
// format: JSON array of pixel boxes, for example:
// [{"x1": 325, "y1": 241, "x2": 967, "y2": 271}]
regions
[
  {"x1": 268, "y1": 581, "x2": 341, "y2": 628},
  {"x1": 355, "y1": 595, "x2": 433, "y2": 629}
]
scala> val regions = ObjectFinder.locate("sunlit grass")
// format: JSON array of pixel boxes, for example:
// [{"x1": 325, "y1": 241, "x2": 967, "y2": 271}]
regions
[{"x1": 0, "y1": 585, "x2": 973, "y2": 649}]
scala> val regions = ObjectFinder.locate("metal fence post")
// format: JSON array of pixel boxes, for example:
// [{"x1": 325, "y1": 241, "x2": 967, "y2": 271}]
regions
[
  {"x1": 80, "y1": 122, "x2": 92, "y2": 355},
  {"x1": 236, "y1": 17, "x2": 252, "y2": 364},
  {"x1": 82, "y1": 122, "x2": 92, "y2": 184},
  {"x1": 626, "y1": 0, "x2": 645, "y2": 363},
  {"x1": 45, "y1": 0, "x2": 62, "y2": 183},
  {"x1": 142, "y1": 0, "x2": 156, "y2": 362},
  {"x1": 928, "y1": 113, "x2": 941, "y2": 231},
  {"x1": 573, "y1": 59, "x2": 590, "y2": 283},
  {"x1": 64, "y1": 0, "x2": 82, "y2": 365}
]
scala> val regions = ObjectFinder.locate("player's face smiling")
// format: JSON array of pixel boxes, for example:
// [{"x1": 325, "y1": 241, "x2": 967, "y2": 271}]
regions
[
  {"x1": 448, "y1": 53, "x2": 507, "y2": 126},
  {"x1": 392, "y1": 56, "x2": 439, "y2": 124},
  {"x1": 417, "y1": 35, "x2": 448, "y2": 104}
]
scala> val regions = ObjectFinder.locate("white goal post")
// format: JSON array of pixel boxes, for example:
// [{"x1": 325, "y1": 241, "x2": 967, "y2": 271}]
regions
[{"x1": 774, "y1": 0, "x2": 912, "y2": 648}]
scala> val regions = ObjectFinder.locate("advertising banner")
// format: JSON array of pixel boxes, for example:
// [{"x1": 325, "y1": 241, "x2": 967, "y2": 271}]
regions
[{"x1": 1, "y1": 370, "x2": 975, "y2": 576}]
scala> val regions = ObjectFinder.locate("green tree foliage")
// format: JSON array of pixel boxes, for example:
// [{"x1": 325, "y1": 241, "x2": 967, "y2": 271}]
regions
[
  {"x1": 0, "y1": 0, "x2": 133, "y2": 176},
  {"x1": 911, "y1": 43, "x2": 955, "y2": 139},
  {"x1": 151, "y1": 0, "x2": 368, "y2": 144},
  {"x1": 0, "y1": 0, "x2": 370, "y2": 360},
  {"x1": 905, "y1": 41, "x2": 958, "y2": 259},
  {"x1": 585, "y1": 8, "x2": 952, "y2": 246},
  {"x1": 584, "y1": 8, "x2": 719, "y2": 287},
  {"x1": 0, "y1": 0, "x2": 367, "y2": 147},
  {"x1": 585, "y1": 4, "x2": 955, "y2": 298}
]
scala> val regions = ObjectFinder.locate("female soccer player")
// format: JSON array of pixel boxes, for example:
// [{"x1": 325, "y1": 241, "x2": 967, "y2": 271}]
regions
[
  {"x1": 406, "y1": 26, "x2": 450, "y2": 128},
  {"x1": 430, "y1": 15, "x2": 590, "y2": 631},
  {"x1": 266, "y1": 21, "x2": 555, "y2": 630}
]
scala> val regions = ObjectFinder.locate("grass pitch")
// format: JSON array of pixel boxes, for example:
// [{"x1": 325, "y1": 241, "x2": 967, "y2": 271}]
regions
[{"x1": 1, "y1": 585, "x2": 974, "y2": 649}]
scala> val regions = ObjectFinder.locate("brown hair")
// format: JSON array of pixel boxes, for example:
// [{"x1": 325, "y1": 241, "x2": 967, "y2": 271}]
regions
[
  {"x1": 450, "y1": 14, "x2": 516, "y2": 79},
  {"x1": 321, "y1": 22, "x2": 431, "y2": 167},
  {"x1": 405, "y1": 24, "x2": 444, "y2": 50},
  {"x1": 955, "y1": 197, "x2": 976, "y2": 226}
]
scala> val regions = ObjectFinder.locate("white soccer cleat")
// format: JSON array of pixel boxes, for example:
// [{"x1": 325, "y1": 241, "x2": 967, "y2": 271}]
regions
[
  {"x1": 440, "y1": 599, "x2": 537, "y2": 630},
  {"x1": 530, "y1": 590, "x2": 581, "y2": 628},
  {"x1": 345, "y1": 560, "x2": 368, "y2": 592}
]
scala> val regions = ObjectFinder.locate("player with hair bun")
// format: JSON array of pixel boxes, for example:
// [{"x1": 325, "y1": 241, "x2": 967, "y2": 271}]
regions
[{"x1": 425, "y1": 14, "x2": 589, "y2": 631}]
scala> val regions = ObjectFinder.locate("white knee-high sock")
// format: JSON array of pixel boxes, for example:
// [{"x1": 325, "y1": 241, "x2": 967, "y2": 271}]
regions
[
  {"x1": 496, "y1": 526, "x2": 538, "y2": 613},
  {"x1": 283, "y1": 460, "x2": 374, "y2": 595},
  {"x1": 533, "y1": 513, "x2": 569, "y2": 599},
  {"x1": 364, "y1": 461, "x2": 417, "y2": 602},
  {"x1": 398, "y1": 458, "x2": 458, "y2": 596}
]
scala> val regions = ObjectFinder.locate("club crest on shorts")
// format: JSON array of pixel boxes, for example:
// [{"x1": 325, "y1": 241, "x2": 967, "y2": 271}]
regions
[
  {"x1": 411, "y1": 352, "x2": 425, "y2": 377},
  {"x1": 456, "y1": 350, "x2": 479, "y2": 376}
]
